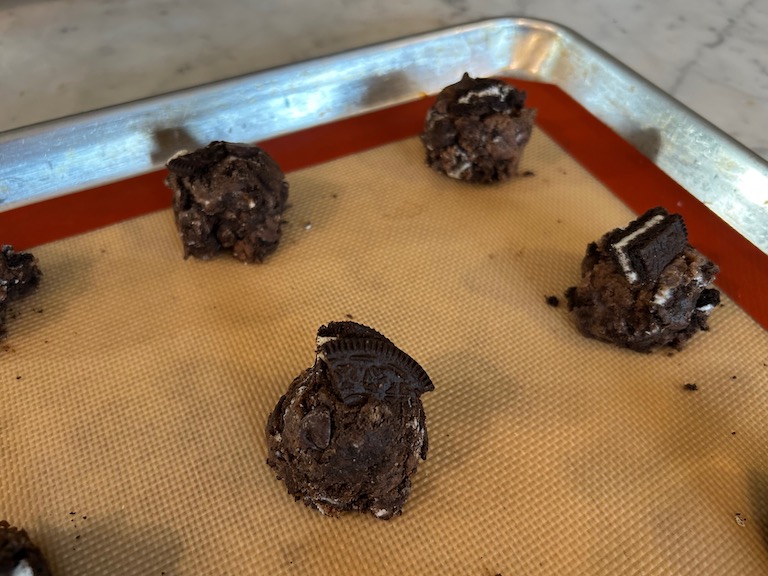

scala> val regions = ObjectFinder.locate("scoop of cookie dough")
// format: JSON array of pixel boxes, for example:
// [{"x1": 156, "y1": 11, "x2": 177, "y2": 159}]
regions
[
  {"x1": 566, "y1": 207, "x2": 720, "y2": 352},
  {"x1": 0, "y1": 521, "x2": 52, "y2": 576},
  {"x1": 266, "y1": 321, "x2": 434, "y2": 519},
  {"x1": 165, "y1": 141, "x2": 288, "y2": 262},
  {"x1": 0, "y1": 245, "x2": 42, "y2": 338},
  {"x1": 421, "y1": 73, "x2": 536, "y2": 183}
]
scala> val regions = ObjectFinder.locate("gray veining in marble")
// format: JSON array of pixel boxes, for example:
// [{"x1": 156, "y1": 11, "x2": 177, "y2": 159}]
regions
[{"x1": 1, "y1": 0, "x2": 767, "y2": 160}]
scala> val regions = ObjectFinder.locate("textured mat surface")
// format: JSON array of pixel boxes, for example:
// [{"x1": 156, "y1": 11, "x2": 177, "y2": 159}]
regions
[{"x1": 2, "y1": 132, "x2": 768, "y2": 575}]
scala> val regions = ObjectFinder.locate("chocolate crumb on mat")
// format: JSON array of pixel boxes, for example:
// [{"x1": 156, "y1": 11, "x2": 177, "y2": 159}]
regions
[
  {"x1": 266, "y1": 321, "x2": 433, "y2": 519},
  {"x1": 566, "y1": 207, "x2": 720, "y2": 352},
  {"x1": 545, "y1": 295, "x2": 560, "y2": 307},
  {"x1": 683, "y1": 383, "x2": 698, "y2": 392},
  {"x1": 421, "y1": 73, "x2": 536, "y2": 184},
  {"x1": 0, "y1": 520, "x2": 53, "y2": 575},
  {"x1": 165, "y1": 141, "x2": 289, "y2": 262}
]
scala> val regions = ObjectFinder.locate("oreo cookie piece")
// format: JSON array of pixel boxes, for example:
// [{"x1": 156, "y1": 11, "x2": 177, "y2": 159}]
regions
[
  {"x1": 165, "y1": 141, "x2": 289, "y2": 263},
  {"x1": 0, "y1": 521, "x2": 52, "y2": 576},
  {"x1": 420, "y1": 73, "x2": 536, "y2": 184},
  {"x1": 0, "y1": 245, "x2": 42, "y2": 339},
  {"x1": 266, "y1": 321, "x2": 433, "y2": 519},
  {"x1": 566, "y1": 207, "x2": 720, "y2": 352},
  {"x1": 607, "y1": 207, "x2": 688, "y2": 285},
  {"x1": 318, "y1": 329, "x2": 433, "y2": 406}
]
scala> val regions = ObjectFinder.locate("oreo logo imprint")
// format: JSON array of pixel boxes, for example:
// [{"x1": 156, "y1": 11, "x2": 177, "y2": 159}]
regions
[{"x1": 316, "y1": 323, "x2": 433, "y2": 406}]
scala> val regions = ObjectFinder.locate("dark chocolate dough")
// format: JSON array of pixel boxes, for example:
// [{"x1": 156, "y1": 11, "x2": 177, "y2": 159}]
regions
[
  {"x1": 165, "y1": 141, "x2": 288, "y2": 262},
  {"x1": 0, "y1": 246, "x2": 42, "y2": 338},
  {"x1": 420, "y1": 73, "x2": 536, "y2": 183},
  {"x1": 566, "y1": 207, "x2": 720, "y2": 352},
  {"x1": 0, "y1": 521, "x2": 52, "y2": 576},
  {"x1": 266, "y1": 321, "x2": 434, "y2": 519}
]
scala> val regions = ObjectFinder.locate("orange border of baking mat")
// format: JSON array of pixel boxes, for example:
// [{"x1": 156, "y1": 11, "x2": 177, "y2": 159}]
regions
[{"x1": 2, "y1": 80, "x2": 766, "y2": 329}]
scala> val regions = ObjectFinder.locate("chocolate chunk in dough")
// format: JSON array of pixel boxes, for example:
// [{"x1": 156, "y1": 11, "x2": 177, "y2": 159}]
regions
[
  {"x1": 566, "y1": 207, "x2": 720, "y2": 352},
  {"x1": 0, "y1": 245, "x2": 42, "y2": 338},
  {"x1": 165, "y1": 141, "x2": 289, "y2": 262},
  {"x1": 421, "y1": 73, "x2": 536, "y2": 183},
  {"x1": 266, "y1": 321, "x2": 433, "y2": 519},
  {"x1": 0, "y1": 521, "x2": 53, "y2": 576}
]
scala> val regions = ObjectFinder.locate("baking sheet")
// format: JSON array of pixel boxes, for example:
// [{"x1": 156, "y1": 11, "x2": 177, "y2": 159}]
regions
[{"x1": 3, "y1": 130, "x2": 768, "y2": 575}]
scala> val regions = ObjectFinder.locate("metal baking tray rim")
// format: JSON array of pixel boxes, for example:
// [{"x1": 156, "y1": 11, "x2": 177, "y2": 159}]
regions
[{"x1": 1, "y1": 16, "x2": 767, "y2": 255}]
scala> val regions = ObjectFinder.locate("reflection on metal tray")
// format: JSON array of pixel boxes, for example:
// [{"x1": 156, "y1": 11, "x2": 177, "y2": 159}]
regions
[{"x1": 1, "y1": 17, "x2": 767, "y2": 255}]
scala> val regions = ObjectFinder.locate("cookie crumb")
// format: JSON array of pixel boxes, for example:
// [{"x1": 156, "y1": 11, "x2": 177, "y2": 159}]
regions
[
  {"x1": 545, "y1": 295, "x2": 560, "y2": 307},
  {"x1": 735, "y1": 513, "x2": 747, "y2": 527},
  {"x1": 683, "y1": 383, "x2": 698, "y2": 391}
]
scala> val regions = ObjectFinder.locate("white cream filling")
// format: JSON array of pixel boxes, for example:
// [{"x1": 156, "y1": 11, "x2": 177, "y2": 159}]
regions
[
  {"x1": 166, "y1": 149, "x2": 190, "y2": 163},
  {"x1": 457, "y1": 84, "x2": 509, "y2": 104},
  {"x1": 316, "y1": 495, "x2": 343, "y2": 507},
  {"x1": 12, "y1": 560, "x2": 34, "y2": 576},
  {"x1": 315, "y1": 335, "x2": 337, "y2": 349},
  {"x1": 613, "y1": 214, "x2": 665, "y2": 283},
  {"x1": 447, "y1": 161, "x2": 471, "y2": 179},
  {"x1": 653, "y1": 286, "x2": 673, "y2": 306}
]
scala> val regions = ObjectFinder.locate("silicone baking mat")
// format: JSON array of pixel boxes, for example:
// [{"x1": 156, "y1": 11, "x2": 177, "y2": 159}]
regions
[{"x1": 2, "y1": 88, "x2": 768, "y2": 575}]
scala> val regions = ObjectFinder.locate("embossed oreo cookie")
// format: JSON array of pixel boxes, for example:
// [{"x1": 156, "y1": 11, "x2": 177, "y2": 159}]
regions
[
  {"x1": 0, "y1": 521, "x2": 52, "y2": 576},
  {"x1": 165, "y1": 141, "x2": 288, "y2": 263},
  {"x1": 0, "y1": 245, "x2": 42, "y2": 338},
  {"x1": 266, "y1": 321, "x2": 433, "y2": 519},
  {"x1": 317, "y1": 325, "x2": 433, "y2": 406},
  {"x1": 421, "y1": 73, "x2": 536, "y2": 183},
  {"x1": 566, "y1": 207, "x2": 720, "y2": 352}
]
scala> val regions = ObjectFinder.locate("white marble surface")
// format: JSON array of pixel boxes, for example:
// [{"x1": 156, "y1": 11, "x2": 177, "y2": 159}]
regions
[{"x1": 1, "y1": 0, "x2": 767, "y2": 159}]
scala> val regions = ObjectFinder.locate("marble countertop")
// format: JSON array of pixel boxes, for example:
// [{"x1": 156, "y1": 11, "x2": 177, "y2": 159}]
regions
[{"x1": 1, "y1": 0, "x2": 766, "y2": 160}]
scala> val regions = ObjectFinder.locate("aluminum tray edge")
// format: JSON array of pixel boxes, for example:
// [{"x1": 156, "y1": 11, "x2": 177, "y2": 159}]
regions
[{"x1": 1, "y1": 17, "x2": 766, "y2": 255}]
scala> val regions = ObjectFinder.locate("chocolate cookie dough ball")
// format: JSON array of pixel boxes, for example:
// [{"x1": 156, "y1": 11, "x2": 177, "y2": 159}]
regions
[
  {"x1": 266, "y1": 321, "x2": 434, "y2": 519},
  {"x1": 165, "y1": 141, "x2": 288, "y2": 262},
  {"x1": 0, "y1": 521, "x2": 52, "y2": 575},
  {"x1": 0, "y1": 245, "x2": 42, "y2": 338},
  {"x1": 421, "y1": 73, "x2": 536, "y2": 183},
  {"x1": 566, "y1": 207, "x2": 720, "y2": 352}
]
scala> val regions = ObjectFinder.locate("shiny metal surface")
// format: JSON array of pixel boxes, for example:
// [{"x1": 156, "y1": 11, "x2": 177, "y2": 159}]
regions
[{"x1": 1, "y1": 17, "x2": 767, "y2": 254}]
